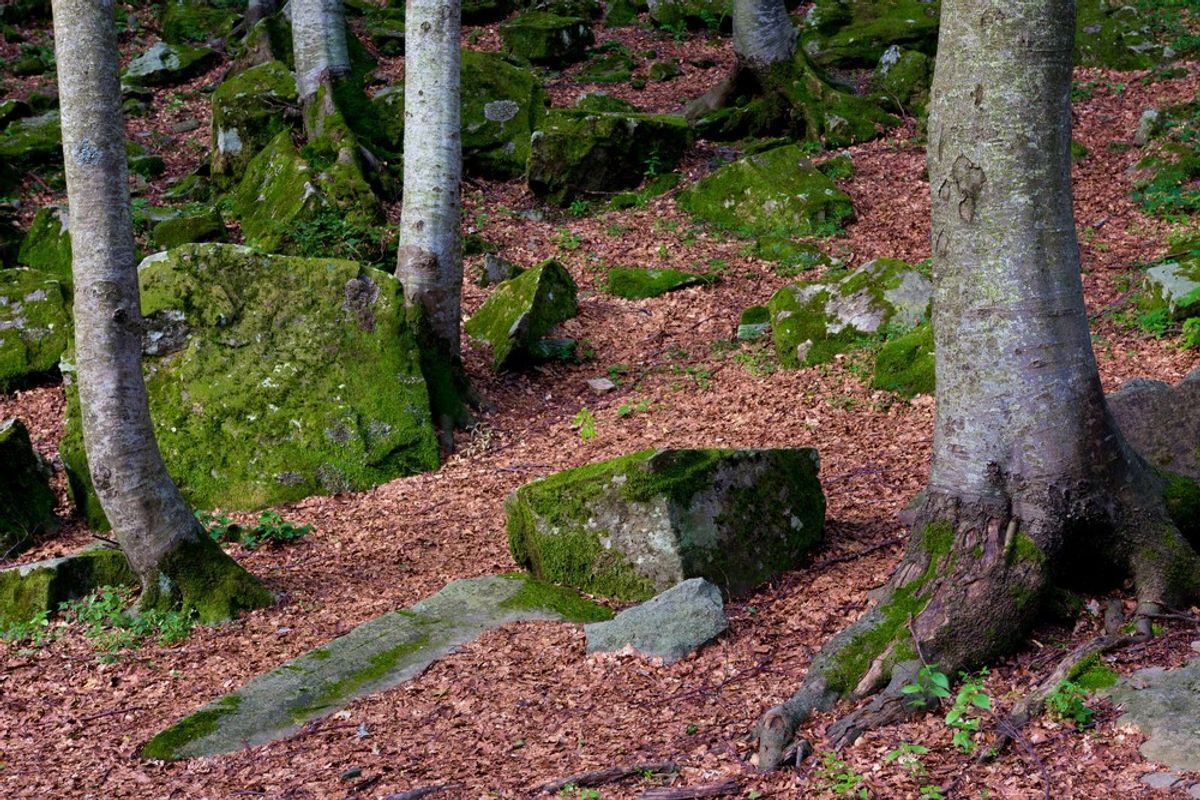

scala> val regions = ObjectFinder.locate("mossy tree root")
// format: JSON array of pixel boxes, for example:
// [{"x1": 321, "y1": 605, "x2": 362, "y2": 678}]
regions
[
  {"x1": 755, "y1": 479, "x2": 1200, "y2": 772},
  {"x1": 136, "y1": 532, "x2": 274, "y2": 624}
]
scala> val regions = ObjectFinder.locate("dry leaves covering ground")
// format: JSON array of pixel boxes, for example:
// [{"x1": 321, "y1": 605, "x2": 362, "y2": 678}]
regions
[{"x1": 1, "y1": 10, "x2": 1199, "y2": 800}]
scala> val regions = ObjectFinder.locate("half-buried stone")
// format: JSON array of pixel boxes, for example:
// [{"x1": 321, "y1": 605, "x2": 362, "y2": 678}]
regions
[
  {"x1": 143, "y1": 574, "x2": 611, "y2": 760},
  {"x1": 506, "y1": 447, "x2": 825, "y2": 601},
  {"x1": 465, "y1": 259, "x2": 579, "y2": 370},
  {"x1": 604, "y1": 266, "x2": 715, "y2": 300},
  {"x1": 585, "y1": 577, "x2": 728, "y2": 663},
  {"x1": 0, "y1": 545, "x2": 134, "y2": 626},
  {"x1": 60, "y1": 244, "x2": 439, "y2": 529},
  {"x1": 0, "y1": 267, "x2": 72, "y2": 391}
]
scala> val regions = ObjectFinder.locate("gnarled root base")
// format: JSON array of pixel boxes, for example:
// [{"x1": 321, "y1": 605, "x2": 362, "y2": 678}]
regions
[
  {"x1": 756, "y1": 478, "x2": 1200, "y2": 772},
  {"x1": 137, "y1": 533, "x2": 274, "y2": 624}
]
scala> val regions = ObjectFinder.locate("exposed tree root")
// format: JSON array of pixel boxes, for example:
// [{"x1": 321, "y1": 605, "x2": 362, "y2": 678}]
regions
[{"x1": 535, "y1": 762, "x2": 678, "y2": 795}]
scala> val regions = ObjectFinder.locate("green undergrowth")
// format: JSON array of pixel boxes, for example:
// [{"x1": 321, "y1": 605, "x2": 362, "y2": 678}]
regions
[{"x1": 198, "y1": 509, "x2": 313, "y2": 550}]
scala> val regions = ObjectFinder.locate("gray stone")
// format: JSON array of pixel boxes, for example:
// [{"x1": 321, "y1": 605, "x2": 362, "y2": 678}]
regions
[
  {"x1": 1141, "y1": 772, "x2": 1179, "y2": 790},
  {"x1": 0, "y1": 268, "x2": 72, "y2": 391},
  {"x1": 1189, "y1": 783, "x2": 1200, "y2": 799},
  {"x1": 1144, "y1": 256, "x2": 1200, "y2": 320},
  {"x1": 1109, "y1": 657, "x2": 1200, "y2": 771},
  {"x1": 0, "y1": 545, "x2": 134, "y2": 626},
  {"x1": 479, "y1": 253, "x2": 523, "y2": 287},
  {"x1": 1135, "y1": 108, "x2": 1162, "y2": 146},
  {"x1": 121, "y1": 42, "x2": 218, "y2": 88},
  {"x1": 142, "y1": 574, "x2": 611, "y2": 760},
  {"x1": 506, "y1": 447, "x2": 825, "y2": 601},
  {"x1": 587, "y1": 377, "x2": 617, "y2": 394},
  {"x1": 1108, "y1": 368, "x2": 1200, "y2": 479},
  {"x1": 585, "y1": 578, "x2": 728, "y2": 663}
]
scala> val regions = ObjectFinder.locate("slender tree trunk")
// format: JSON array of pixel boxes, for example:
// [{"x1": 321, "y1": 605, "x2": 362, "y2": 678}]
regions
[
  {"x1": 755, "y1": 0, "x2": 1200, "y2": 769},
  {"x1": 396, "y1": 0, "x2": 469, "y2": 445},
  {"x1": 246, "y1": 0, "x2": 278, "y2": 29},
  {"x1": 292, "y1": 0, "x2": 352, "y2": 139},
  {"x1": 732, "y1": 0, "x2": 795, "y2": 70},
  {"x1": 51, "y1": 0, "x2": 272, "y2": 624}
]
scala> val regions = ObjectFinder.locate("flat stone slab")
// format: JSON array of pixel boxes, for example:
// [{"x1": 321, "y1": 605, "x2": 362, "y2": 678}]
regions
[
  {"x1": 585, "y1": 578, "x2": 728, "y2": 663},
  {"x1": 1109, "y1": 658, "x2": 1200, "y2": 771},
  {"x1": 143, "y1": 574, "x2": 611, "y2": 761}
]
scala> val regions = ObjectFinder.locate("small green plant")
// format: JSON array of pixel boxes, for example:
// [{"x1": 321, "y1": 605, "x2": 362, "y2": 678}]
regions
[
  {"x1": 200, "y1": 509, "x2": 312, "y2": 549},
  {"x1": 558, "y1": 784, "x2": 601, "y2": 799},
  {"x1": 606, "y1": 363, "x2": 630, "y2": 384},
  {"x1": 734, "y1": 344, "x2": 778, "y2": 377},
  {"x1": 918, "y1": 785, "x2": 946, "y2": 799},
  {"x1": 553, "y1": 227, "x2": 582, "y2": 251},
  {"x1": 197, "y1": 509, "x2": 236, "y2": 540},
  {"x1": 571, "y1": 407, "x2": 597, "y2": 440},
  {"x1": 1134, "y1": 307, "x2": 1171, "y2": 337},
  {"x1": 816, "y1": 750, "x2": 868, "y2": 798},
  {"x1": 61, "y1": 586, "x2": 197, "y2": 652},
  {"x1": 1, "y1": 610, "x2": 55, "y2": 647},
  {"x1": 883, "y1": 742, "x2": 928, "y2": 777},
  {"x1": 568, "y1": 199, "x2": 591, "y2": 218},
  {"x1": 1182, "y1": 317, "x2": 1200, "y2": 349},
  {"x1": 1045, "y1": 680, "x2": 1095, "y2": 727},
  {"x1": 902, "y1": 664, "x2": 952, "y2": 709},
  {"x1": 617, "y1": 399, "x2": 653, "y2": 417},
  {"x1": 945, "y1": 670, "x2": 991, "y2": 753}
]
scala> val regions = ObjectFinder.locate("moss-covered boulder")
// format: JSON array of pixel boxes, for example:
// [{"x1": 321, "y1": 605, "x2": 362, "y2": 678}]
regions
[
  {"x1": 0, "y1": 268, "x2": 71, "y2": 391},
  {"x1": 462, "y1": 0, "x2": 515, "y2": 23},
  {"x1": 61, "y1": 245, "x2": 439, "y2": 522},
  {"x1": 121, "y1": 42, "x2": 219, "y2": 89},
  {"x1": 0, "y1": 546, "x2": 135, "y2": 627},
  {"x1": 737, "y1": 305, "x2": 770, "y2": 341},
  {"x1": 1108, "y1": 368, "x2": 1200, "y2": 481},
  {"x1": 576, "y1": 43, "x2": 636, "y2": 83},
  {"x1": 677, "y1": 144, "x2": 854, "y2": 238},
  {"x1": 800, "y1": 0, "x2": 940, "y2": 68},
  {"x1": 365, "y1": 8, "x2": 406, "y2": 55},
  {"x1": 507, "y1": 447, "x2": 825, "y2": 600},
  {"x1": 231, "y1": 131, "x2": 382, "y2": 259},
  {"x1": 151, "y1": 208, "x2": 227, "y2": 249},
  {"x1": 0, "y1": 99, "x2": 33, "y2": 130},
  {"x1": 647, "y1": 0, "x2": 728, "y2": 29},
  {"x1": 769, "y1": 258, "x2": 931, "y2": 368},
  {"x1": 1144, "y1": 252, "x2": 1200, "y2": 321},
  {"x1": 232, "y1": 12, "x2": 295, "y2": 73},
  {"x1": 500, "y1": 12, "x2": 594, "y2": 66},
  {"x1": 871, "y1": 320, "x2": 934, "y2": 397},
  {"x1": 0, "y1": 111, "x2": 61, "y2": 195},
  {"x1": 605, "y1": 266, "x2": 714, "y2": 299},
  {"x1": 16, "y1": 206, "x2": 71, "y2": 282},
  {"x1": 461, "y1": 51, "x2": 547, "y2": 177},
  {"x1": 465, "y1": 259, "x2": 578, "y2": 370},
  {"x1": 1075, "y1": 0, "x2": 1173, "y2": 70},
  {"x1": 0, "y1": 205, "x2": 22, "y2": 265},
  {"x1": 0, "y1": 418, "x2": 56, "y2": 557},
  {"x1": 528, "y1": 109, "x2": 691, "y2": 206},
  {"x1": 160, "y1": 0, "x2": 240, "y2": 45},
  {"x1": 874, "y1": 46, "x2": 931, "y2": 117},
  {"x1": 211, "y1": 61, "x2": 299, "y2": 186}
]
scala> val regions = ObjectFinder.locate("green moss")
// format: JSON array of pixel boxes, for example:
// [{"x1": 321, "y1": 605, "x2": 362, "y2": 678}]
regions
[
  {"x1": 1074, "y1": 0, "x2": 1165, "y2": 70},
  {"x1": 871, "y1": 321, "x2": 934, "y2": 397},
  {"x1": 677, "y1": 144, "x2": 853, "y2": 239},
  {"x1": 121, "y1": 41, "x2": 219, "y2": 89},
  {"x1": 801, "y1": 0, "x2": 939, "y2": 68},
  {"x1": 0, "y1": 268, "x2": 71, "y2": 391},
  {"x1": 461, "y1": 50, "x2": 548, "y2": 178},
  {"x1": 210, "y1": 60, "x2": 299, "y2": 186},
  {"x1": 1007, "y1": 532, "x2": 1046, "y2": 566},
  {"x1": 497, "y1": 573, "x2": 613, "y2": 622},
  {"x1": 464, "y1": 259, "x2": 579, "y2": 370},
  {"x1": 577, "y1": 43, "x2": 636, "y2": 83},
  {"x1": 604, "y1": 266, "x2": 714, "y2": 299},
  {"x1": 873, "y1": 48, "x2": 931, "y2": 116},
  {"x1": 0, "y1": 545, "x2": 128, "y2": 626},
  {"x1": 142, "y1": 534, "x2": 273, "y2": 624},
  {"x1": 289, "y1": 637, "x2": 429, "y2": 720},
  {"x1": 1068, "y1": 654, "x2": 1119, "y2": 691},
  {"x1": 608, "y1": 172, "x2": 682, "y2": 210},
  {"x1": 152, "y1": 209, "x2": 226, "y2": 250},
  {"x1": 1163, "y1": 472, "x2": 1200, "y2": 544},
  {"x1": 0, "y1": 418, "x2": 55, "y2": 555},
  {"x1": 160, "y1": 0, "x2": 239, "y2": 44},
  {"x1": 142, "y1": 694, "x2": 242, "y2": 761},
  {"x1": 499, "y1": 12, "x2": 594, "y2": 65},
  {"x1": 0, "y1": 110, "x2": 62, "y2": 194}
]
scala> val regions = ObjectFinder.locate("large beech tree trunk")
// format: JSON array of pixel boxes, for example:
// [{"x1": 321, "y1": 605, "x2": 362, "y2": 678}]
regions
[
  {"x1": 731, "y1": 0, "x2": 795, "y2": 70},
  {"x1": 292, "y1": 0, "x2": 352, "y2": 139},
  {"x1": 396, "y1": 0, "x2": 470, "y2": 444},
  {"x1": 756, "y1": 0, "x2": 1200, "y2": 770},
  {"x1": 51, "y1": 0, "x2": 272, "y2": 624}
]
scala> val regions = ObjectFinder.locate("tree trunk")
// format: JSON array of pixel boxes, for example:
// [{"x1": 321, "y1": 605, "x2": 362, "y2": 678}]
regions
[
  {"x1": 292, "y1": 0, "x2": 352, "y2": 139},
  {"x1": 51, "y1": 0, "x2": 272, "y2": 624},
  {"x1": 732, "y1": 0, "x2": 795, "y2": 71},
  {"x1": 396, "y1": 0, "x2": 470, "y2": 445},
  {"x1": 246, "y1": 0, "x2": 278, "y2": 29},
  {"x1": 755, "y1": 0, "x2": 1200, "y2": 770}
]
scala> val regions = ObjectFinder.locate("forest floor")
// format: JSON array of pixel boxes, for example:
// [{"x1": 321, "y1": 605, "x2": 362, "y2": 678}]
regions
[{"x1": 2, "y1": 7, "x2": 1200, "y2": 800}]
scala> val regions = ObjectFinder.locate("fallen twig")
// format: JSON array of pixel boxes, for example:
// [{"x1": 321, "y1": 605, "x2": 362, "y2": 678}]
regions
[
  {"x1": 79, "y1": 705, "x2": 144, "y2": 723},
  {"x1": 536, "y1": 762, "x2": 678, "y2": 794},
  {"x1": 811, "y1": 537, "x2": 905, "y2": 572},
  {"x1": 639, "y1": 778, "x2": 740, "y2": 799},
  {"x1": 381, "y1": 784, "x2": 455, "y2": 800}
]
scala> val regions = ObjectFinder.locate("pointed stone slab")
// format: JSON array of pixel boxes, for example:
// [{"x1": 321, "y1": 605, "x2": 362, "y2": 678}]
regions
[
  {"x1": 1108, "y1": 658, "x2": 1200, "y2": 772},
  {"x1": 143, "y1": 574, "x2": 610, "y2": 760}
]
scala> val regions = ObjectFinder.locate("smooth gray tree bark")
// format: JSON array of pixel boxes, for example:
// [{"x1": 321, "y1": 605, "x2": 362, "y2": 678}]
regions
[
  {"x1": 292, "y1": 0, "x2": 352, "y2": 137},
  {"x1": 396, "y1": 0, "x2": 471, "y2": 445},
  {"x1": 731, "y1": 0, "x2": 795, "y2": 70},
  {"x1": 246, "y1": 0, "x2": 278, "y2": 29},
  {"x1": 51, "y1": 0, "x2": 272, "y2": 623},
  {"x1": 755, "y1": 0, "x2": 1200, "y2": 770}
]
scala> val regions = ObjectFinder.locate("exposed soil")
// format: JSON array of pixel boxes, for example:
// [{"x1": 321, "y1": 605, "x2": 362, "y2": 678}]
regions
[{"x1": 2, "y1": 7, "x2": 1199, "y2": 800}]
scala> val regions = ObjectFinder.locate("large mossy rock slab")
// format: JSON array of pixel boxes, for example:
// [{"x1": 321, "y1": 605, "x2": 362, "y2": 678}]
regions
[
  {"x1": 151, "y1": 207, "x2": 227, "y2": 249},
  {"x1": 647, "y1": 0, "x2": 728, "y2": 30},
  {"x1": 465, "y1": 259, "x2": 578, "y2": 370},
  {"x1": 122, "y1": 42, "x2": 219, "y2": 89},
  {"x1": 61, "y1": 245, "x2": 439, "y2": 523},
  {"x1": 0, "y1": 418, "x2": 56, "y2": 557},
  {"x1": 585, "y1": 578, "x2": 728, "y2": 663},
  {"x1": 0, "y1": 546, "x2": 133, "y2": 626},
  {"x1": 605, "y1": 266, "x2": 713, "y2": 299},
  {"x1": 801, "y1": 0, "x2": 940, "y2": 69},
  {"x1": 0, "y1": 268, "x2": 71, "y2": 391},
  {"x1": 143, "y1": 574, "x2": 610, "y2": 760},
  {"x1": 232, "y1": 131, "x2": 381, "y2": 259},
  {"x1": 677, "y1": 144, "x2": 853, "y2": 238},
  {"x1": 506, "y1": 447, "x2": 825, "y2": 601},
  {"x1": 871, "y1": 320, "x2": 934, "y2": 397},
  {"x1": 16, "y1": 205, "x2": 71, "y2": 282},
  {"x1": 160, "y1": 0, "x2": 240, "y2": 45},
  {"x1": 528, "y1": 110, "x2": 691, "y2": 206},
  {"x1": 768, "y1": 258, "x2": 930, "y2": 368},
  {"x1": 1075, "y1": 0, "x2": 1173, "y2": 70},
  {"x1": 499, "y1": 12, "x2": 594, "y2": 66},
  {"x1": 0, "y1": 111, "x2": 61, "y2": 194},
  {"x1": 1108, "y1": 368, "x2": 1200, "y2": 481},
  {"x1": 1109, "y1": 659, "x2": 1200, "y2": 772},
  {"x1": 210, "y1": 60, "x2": 299, "y2": 186}
]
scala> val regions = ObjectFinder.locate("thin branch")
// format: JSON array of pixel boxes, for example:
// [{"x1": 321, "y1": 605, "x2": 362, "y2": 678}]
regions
[
  {"x1": 639, "y1": 778, "x2": 741, "y2": 799},
  {"x1": 810, "y1": 537, "x2": 905, "y2": 572},
  {"x1": 535, "y1": 762, "x2": 678, "y2": 794}
]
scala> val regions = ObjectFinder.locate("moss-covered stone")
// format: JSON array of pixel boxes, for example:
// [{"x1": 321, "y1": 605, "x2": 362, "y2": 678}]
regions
[
  {"x1": 528, "y1": 109, "x2": 691, "y2": 206},
  {"x1": 677, "y1": 144, "x2": 854, "y2": 238},
  {"x1": 607, "y1": 171, "x2": 683, "y2": 210},
  {"x1": 603, "y1": 0, "x2": 642, "y2": 27},
  {"x1": 872, "y1": 320, "x2": 934, "y2": 397},
  {"x1": 506, "y1": 447, "x2": 825, "y2": 601},
  {"x1": 574, "y1": 92, "x2": 638, "y2": 113},
  {"x1": 0, "y1": 268, "x2": 71, "y2": 391},
  {"x1": 0, "y1": 99, "x2": 33, "y2": 130},
  {"x1": 121, "y1": 41, "x2": 219, "y2": 89},
  {"x1": 151, "y1": 208, "x2": 227, "y2": 250},
  {"x1": 499, "y1": 12, "x2": 594, "y2": 66},
  {"x1": 0, "y1": 546, "x2": 134, "y2": 627},
  {"x1": 143, "y1": 573, "x2": 609, "y2": 760},
  {"x1": 461, "y1": 0, "x2": 515, "y2": 24},
  {"x1": 0, "y1": 205, "x2": 22, "y2": 265},
  {"x1": 210, "y1": 61, "x2": 299, "y2": 186},
  {"x1": 0, "y1": 418, "x2": 55, "y2": 556},
  {"x1": 737, "y1": 305, "x2": 770, "y2": 341},
  {"x1": 1143, "y1": 251, "x2": 1200, "y2": 321},
  {"x1": 800, "y1": 0, "x2": 940, "y2": 68},
  {"x1": 1107, "y1": 369, "x2": 1200, "y2": 482},
  {"x1": 61, "y1": 244, "x2": 439, "y2": 520},
  {"x1": 604, "y1": 266, "x2": 714, "y2": 299},
  {"x1": 873, "y1": 45, "x2": 931, "y2": 117},
  {"x1": 16, "y1": 205, "x2": 71, "y2": 282},
  {"x1": 461, "y1": 51, "x2": 548, "y2": 178},
  {"x1": 0, "y1": 111, "x2": 62, "y2": 195},
  {"x1": 1075, "y1": 0, "x2": 1171, "y2": 70},
  {"x1": 232, "y1": 131, "x2": 382, "y2": 259},
  {"x1": 464, "y1": 259, "x2": 579, "y2": 370},
  {"x1": 231, "y1": 12, "x2": 294, "y2": 72},
  {"x1": 768, "y1": 258, "x2": 931, "y2": 368},
  {"x1": 576, "y1": 43, "x2": 637, "y2": 83},
  {"x1": 160, "y1": 0, "x2": 240, "y2": 45},
  {"x1": 647, "y1": 0, "x2": 728, "y2": 30},
  {"x1": 365, "y1": 7, "x2": 406, "y2": 55}
]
